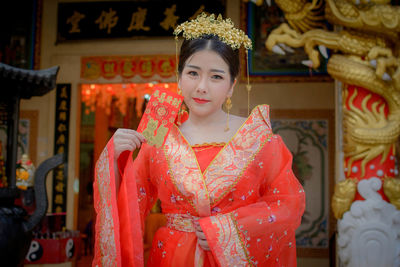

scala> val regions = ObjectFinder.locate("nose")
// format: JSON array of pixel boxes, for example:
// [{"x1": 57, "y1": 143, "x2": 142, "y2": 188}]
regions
[
  {"x1": 196, "y1": 76, "x2": 208, "y2": 94},
  {"x1": 196, "y1": 87, "x2": 207, "y2": 94}
]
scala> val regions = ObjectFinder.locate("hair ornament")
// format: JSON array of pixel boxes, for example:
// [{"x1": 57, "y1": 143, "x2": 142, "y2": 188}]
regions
[{"x1": 174, "y1": 13, "x2": 252, "y2": 50}]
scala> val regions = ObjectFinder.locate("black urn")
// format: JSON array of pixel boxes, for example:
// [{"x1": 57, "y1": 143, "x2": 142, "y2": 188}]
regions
[{"x1": 0, "y1": 63, "x2": 61, "y2": 266}]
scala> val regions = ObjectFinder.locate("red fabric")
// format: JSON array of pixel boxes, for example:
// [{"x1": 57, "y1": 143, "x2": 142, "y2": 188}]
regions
[
  {"x1": 93, "y1": 137, "x2": 122, "y2": 267},
  {"x1": 118, "y1": 150, "x2": 149, "y2": 266},
  {"x1": 192, "y1": 145, "x2": 224, "y2": 173},
  {"x1": 199, "y1": 136, "x2": 304, "y2": 266},
  {"x1": 93, "y1": 105, "x2": 305, "y2": 267}
]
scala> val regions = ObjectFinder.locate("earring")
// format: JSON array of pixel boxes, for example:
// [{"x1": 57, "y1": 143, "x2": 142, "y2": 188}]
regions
[
  {"x1": 176, "y1": 84, "x2": 183, "y2": 125},
  {"x1": 225, "y1": 97, "x2": 232, "y2": 132}
]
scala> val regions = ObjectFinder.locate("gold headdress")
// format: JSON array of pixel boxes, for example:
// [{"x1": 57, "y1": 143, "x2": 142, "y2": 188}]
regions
[
  {"x1": 174, "y1": 13, "x2": 252, "y2": 50},
  {"x1": 174, "y1": 13, "x2": 253, "y2": 115}
]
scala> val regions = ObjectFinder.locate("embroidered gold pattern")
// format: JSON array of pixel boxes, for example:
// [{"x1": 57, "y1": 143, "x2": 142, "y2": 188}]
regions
[
  {"x1": 94, "y1": 148, "x2": 118, "y2": 266},
  {"x1": 205, "y1": 105, "x2": 273, "y2": 205},
  {"x1": 164, "y1": 105, "x2": 272, "y2": 216},
  {"x1": 165, "y1": 213, "x2": 199, "y2": 232},
  {"x1": 230, "y1": 213, "x2": 252, "y2": 265},
  {"x1": 210, "y1": 213, "x2": 251, "y2": 266},
  {"x1": 164, "y1": 129, "x2": 211, "y2": 216},
  {"x1": 192, "y1": 142, "x2": 226, "y2": 148}
]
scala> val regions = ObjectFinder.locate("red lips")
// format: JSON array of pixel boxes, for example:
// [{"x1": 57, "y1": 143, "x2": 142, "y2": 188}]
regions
[{"x1": 193, "y1": 98, "x2": 210, "y2": 104}]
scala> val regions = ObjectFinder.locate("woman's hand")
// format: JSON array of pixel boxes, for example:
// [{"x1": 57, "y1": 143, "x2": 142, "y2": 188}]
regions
[
  {"x1": 113, "y1": 128, "x2": 146, "y2": 159},
  {"x1": 194, "y1": 219, "x2": 210, "y2": 251}
]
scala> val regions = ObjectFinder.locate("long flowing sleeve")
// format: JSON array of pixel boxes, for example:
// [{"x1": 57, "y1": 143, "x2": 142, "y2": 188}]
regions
[
  {"x1": 93, "y1": 138, "x2": 157, "y2": 267},
  {"x1": 199, "y1": 135, "x2": 306, "y2": 267}
]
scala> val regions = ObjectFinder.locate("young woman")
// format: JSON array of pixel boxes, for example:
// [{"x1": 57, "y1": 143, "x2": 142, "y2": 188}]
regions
[{"x1": 93, "y1": 14, "x2": 305, "y2": 267}]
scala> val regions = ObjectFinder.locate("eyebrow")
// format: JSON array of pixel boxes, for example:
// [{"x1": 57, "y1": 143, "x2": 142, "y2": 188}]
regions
[{"x1": 186, "y1": 64, "x2": 226, "y2": 74}]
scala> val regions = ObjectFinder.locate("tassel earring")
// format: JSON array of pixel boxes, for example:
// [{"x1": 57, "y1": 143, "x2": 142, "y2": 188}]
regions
[
  {"x1": 245, "y1": 50, "x2": 251, "y2": 116},
  {"x1": 175, "y1": 35, "x2": 184, "y2": 125},
  {"x1": 225, "y1": 97, "x2": 232, "y2": 132}
]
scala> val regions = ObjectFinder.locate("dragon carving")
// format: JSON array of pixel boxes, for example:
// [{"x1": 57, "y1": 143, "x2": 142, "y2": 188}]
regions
[{"x1": 257, "y1": 0, "x2": 400, "y2": 218}]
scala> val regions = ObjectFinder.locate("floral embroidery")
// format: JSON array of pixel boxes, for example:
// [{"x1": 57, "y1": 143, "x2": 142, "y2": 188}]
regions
[
  {"x1": 204, "y1": 106, "x2": 273, "y2": 205},
  {"x1": 93, "y1": 148, "x2": 118, "y2": 267},
  {"x1": 164, "y1": 105, "x2": 273, "y2": 215},
  {"x1": 164, "y1": 126, "x2": 210, "y2": 216},
  {"x1": 211, "y1": 206, "x2": 221, "y2": 214},
  {"x1": 208, "y1": 213, "x2": 251, "y2": 266},
  {"x1": 139, "y1": 187, "x2": 146, "y2": 195},
  {"x1": 268, "y1": 215, "x2": 276, "y2": 223},
  {"x1": 165, "y1": 213, "x2": 198, "y2": 232}
]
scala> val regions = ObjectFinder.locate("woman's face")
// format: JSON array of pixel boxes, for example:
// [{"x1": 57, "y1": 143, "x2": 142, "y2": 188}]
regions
[{"x1": 179, "y1": 49, "x2": 235, "y2": 119}]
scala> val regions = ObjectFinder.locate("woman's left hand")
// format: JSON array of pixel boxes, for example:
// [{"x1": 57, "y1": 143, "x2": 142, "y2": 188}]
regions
[{"x1": 194, "y1": 220, "x2": 210, "y2": 251}]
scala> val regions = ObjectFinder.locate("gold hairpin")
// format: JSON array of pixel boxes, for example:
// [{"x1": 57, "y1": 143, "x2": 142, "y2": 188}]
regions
[{"x1": 174, "y1": 13, "x2": 252, "y2": 51}]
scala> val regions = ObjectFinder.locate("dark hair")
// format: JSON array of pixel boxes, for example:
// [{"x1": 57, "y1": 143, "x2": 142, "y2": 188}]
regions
[{"x1": 178, "y1": 35, "x2": 239, "y2": 84}]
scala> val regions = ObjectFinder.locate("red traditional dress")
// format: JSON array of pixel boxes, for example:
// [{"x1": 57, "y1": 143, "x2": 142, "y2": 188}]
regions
[{"x1": 93, "y1": 105, "x2": 305, "y2": 267}]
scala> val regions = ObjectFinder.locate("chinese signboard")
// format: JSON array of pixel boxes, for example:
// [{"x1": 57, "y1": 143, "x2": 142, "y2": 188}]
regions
[
  {"x1": 52, "y1": 84, "x2": 71, "y2": 222},
  {"x1": 81, "y1": 55, "x2": 176, "y2": 80},
  {"x1": 57, "y1": 1, "x2": 225, "y2": 42}
]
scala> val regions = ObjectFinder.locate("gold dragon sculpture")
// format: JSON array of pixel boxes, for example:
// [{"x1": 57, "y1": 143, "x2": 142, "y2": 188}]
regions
[{"x1": 257, "y1": 0, "x2": 400, "y2": 218}]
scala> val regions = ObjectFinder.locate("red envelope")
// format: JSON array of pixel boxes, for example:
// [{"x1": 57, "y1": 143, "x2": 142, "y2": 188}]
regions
[{"x1": 137, "y1": 87, "x2": 183, "y2": 148}]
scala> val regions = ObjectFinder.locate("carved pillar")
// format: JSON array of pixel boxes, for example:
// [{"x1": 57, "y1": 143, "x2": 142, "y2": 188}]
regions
[
  {"x1": 262, "y1": 0, "x2": 400, "y2": 264},
  {"x1": 334, "y1": 83, "x2": 400, "y2": 266},
  {"x1": 342, "y1": 84, "x2": 396, "y2": 200}
]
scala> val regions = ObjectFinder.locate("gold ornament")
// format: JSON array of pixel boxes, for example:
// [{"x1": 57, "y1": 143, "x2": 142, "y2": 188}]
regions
[
  {"x1": 274, "y1": 0, "x2": 326, "y2": 33},
  {"x1": 332, "y1": 178, "x2": 357, "y2": 219},
  {"x1": 383, "y1": 177, "x2": 400, "y2": 210},
  {"x1": 245, "y1": 50, "x2": 252, "y2": 115},
  {"x1": 225, "y1": 97, "x2": 232, "y2": 132},
  {"x1": 263, "y1": 0, "x2": 400, "y2": 227},
  {"x1": 174, "y1": 13, "x2": 252, "y2": 50},
  {"x1": 325, "y1": 0, "x2": 400, "y2": 40},
  {"x1": 265, "y1": 0, "x2": 400, "y2": 178},
  {"x1": 175, "y1": 36, "x2": 180, "y2": 86},
  {"x1": 340, "y1": 85, "x2": 397, "y2": 177}
]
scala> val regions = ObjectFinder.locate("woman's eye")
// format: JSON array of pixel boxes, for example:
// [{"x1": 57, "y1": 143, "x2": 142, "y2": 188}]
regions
[
  {"x1": 212, "y1": 75, "x2": 223, "y2": 80},
  {"x1": 188, "y1": 71, "x2": 198, "y2": 76}
]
